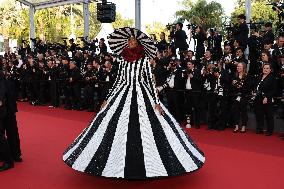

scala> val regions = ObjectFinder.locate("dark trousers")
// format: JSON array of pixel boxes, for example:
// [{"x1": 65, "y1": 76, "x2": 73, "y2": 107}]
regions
[
  {"x1": 84, "y1": 84, "x2": 94, "y2": 110},
  {"x1": 0, "y1": 117, "x2": 13, "y2": 162},
  {"x1": 49, "y1": 81, "x2": 59, "y2": 107},
  {"x1": 62, "y1": 83, "x2": 71, "y2": 108},
  {"x1": 166, "y1": 90, "x2": 184, "y2": 123},
  {"x1": 39, "y1": 81, "x2": 47, "y2": 104},
  {"x1": 214, "y1": 95, "x2": 229, "y2": 130},
  {"x1": 19, "y1": 80, "x2": 28, "y2": 100},
  {"x1": 254, "y1": 98, "x2": 274, "y2": 133},
  {"x1": 185, "y1": 91, "x2": 201, "y2": 127},
  {"x1": 28, "y1": 80, "x2": 39, "y2": 102},
  {"x1": 231, "y1": 97, "x2": 248, "y2": 126},
  {"x1": 200, "y1": 92, "x2": 215, "y2": 128},
  {"x1": 3, "y1": 113, "x2": 21, "y2": 159},
  {"x1": 70, "y1": 84, "x2": 82, "y2": 109},
  {"x1": 94, "y1": 85, "x2": 103, "y2": 110}
]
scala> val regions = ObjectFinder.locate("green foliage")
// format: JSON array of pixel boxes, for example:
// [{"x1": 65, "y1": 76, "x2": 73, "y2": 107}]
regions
[
  {"x1": 112, "y1": 13, "x2": 134, "y2": 29},
  {"x1": 0, "y1": 1, "x2": 104, "y2": 43},
  {"x1": 231, "y1": 1, "x2": 279, "y2": 29},
  {"x1": 145, "y1": 22, "x2": 169, "y2": 41},
  {"x1": 175, "y1": 0, "x2": 224, "y2": 30}
]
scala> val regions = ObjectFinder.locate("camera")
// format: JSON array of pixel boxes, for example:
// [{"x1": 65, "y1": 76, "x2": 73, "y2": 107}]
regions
[
  {"x1": 185, "y1": 23, "x2": 197, "y2": 36},
  {"x1": 166, "y1": 23, "x2": 176, "y2": 31}
]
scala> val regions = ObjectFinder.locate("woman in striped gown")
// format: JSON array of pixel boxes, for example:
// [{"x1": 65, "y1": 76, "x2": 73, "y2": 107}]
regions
[{"x1": 63, "y1": 27, "x2": 205, "y2": 179}]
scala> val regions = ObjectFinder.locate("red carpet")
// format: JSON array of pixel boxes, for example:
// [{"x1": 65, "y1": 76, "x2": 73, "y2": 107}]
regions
[{"x1": 1, "y1": 102, "x2": 284, "y2": 189}]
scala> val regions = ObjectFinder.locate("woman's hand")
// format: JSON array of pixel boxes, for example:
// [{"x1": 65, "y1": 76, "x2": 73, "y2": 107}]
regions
[
  {"x1": 263, "y1": 97, "x2": 268, "y2": 104},
  {"x1": 155, "y1": 104, "x2": 164, "y2": 116},
  {"x1": 100, "y1": 100, "x2": 107, "y2": 110}
]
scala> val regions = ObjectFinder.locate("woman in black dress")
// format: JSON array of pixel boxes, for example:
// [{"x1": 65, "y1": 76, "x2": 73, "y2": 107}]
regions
[{"x1": 253, "y1": 63, "x2": 275, "y2": 135}]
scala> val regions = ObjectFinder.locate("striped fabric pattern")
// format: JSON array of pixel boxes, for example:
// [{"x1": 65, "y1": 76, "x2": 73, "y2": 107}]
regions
[
  {"x1": 108, "y1": 27, "x2": 157, "y2": 59},
  {"x1": 63, "y1": 57, "x2": 205, "y2": 179}
]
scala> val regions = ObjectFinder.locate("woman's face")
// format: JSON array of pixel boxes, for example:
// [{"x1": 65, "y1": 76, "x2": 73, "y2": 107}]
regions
[
  {"x1": 261, "y1": 53, "x2": 269, "y2": 62},
  {"x1": 128, "y1": 37, "x2": 139, "y2": 49},
  {"x1": 237, "y1": 63, "x2": 244, "y2": 73},
  {"x1": 196, "y1": 27, "x2": 201, "y2": 33},
  {"x1": 263, "y1": 65, "x2": 271, "y2": 75}
]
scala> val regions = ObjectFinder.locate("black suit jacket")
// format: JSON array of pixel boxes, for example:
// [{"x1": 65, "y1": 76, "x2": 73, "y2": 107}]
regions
[
  {"x1": 4, "y1": 79, "x2": 18, "y2": 114},
  {"x1": 254, "y1": 73, "x2": 275, "y2": 101},
  {"x1": 186, "y1": 68, "x2": 203, "y2": 92},
  {"x1": 173, "y1": 29, "x2": 188, "y2": 51},
  {"x1": 262, "y1": 31, "x2": 274, "y2": 44},
  {"x1": 234, "y1": 23, "x2": 249, "y2": 47}
]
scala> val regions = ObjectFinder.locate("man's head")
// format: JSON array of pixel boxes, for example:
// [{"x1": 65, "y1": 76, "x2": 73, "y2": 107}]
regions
[
  {"x1": 265, "y1": 22, "x2": 272, "y2": 31},
  {"x1": 224, "y1": 44, "x2": 232, "y2": 54},
  {"x1": 237, "y1": 14, "x2": 246, "y2": 24},
  {"x1": 47, "y1": 58, "x2": 54, "y2": 67},
  {"x1": 175, "y1": 22, "x2": 183, "y2": 30},
  {"x1": 204, "y1": 50, "x2": 212, "y2": 59},
  {"x1": 87, "y1": 62, "x2": 93, "y2": 70},
  {"x1": 62, "y1": 56, "x2": 70, "y2": 65},
  {"x1": 69, "y1": 61, "x2": 76, "y2": 69},
  {"x1": 187, "y1": 60, "x2": 194, "y2": 70},
  {"x1": 235, "y1": 47, "x2": 244, "y2": 57}
]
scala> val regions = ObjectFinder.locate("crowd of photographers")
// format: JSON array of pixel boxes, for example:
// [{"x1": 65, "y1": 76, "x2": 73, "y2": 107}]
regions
[{"x1": 0, "y1": 14, "x2": 283, "y2": 138}]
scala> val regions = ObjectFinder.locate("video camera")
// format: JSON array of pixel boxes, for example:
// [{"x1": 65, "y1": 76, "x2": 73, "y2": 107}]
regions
[
  {"x1": 186, "y1": 23, "x2": 197, "y2": 36},
  {"x1": 166, "y1": 23, "x2": 176, "y2": 31}
]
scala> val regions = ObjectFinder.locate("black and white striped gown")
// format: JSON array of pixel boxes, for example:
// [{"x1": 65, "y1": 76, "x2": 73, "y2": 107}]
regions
[{"x1": 63, "y1": 57, "x2": 205, "y2": 179}]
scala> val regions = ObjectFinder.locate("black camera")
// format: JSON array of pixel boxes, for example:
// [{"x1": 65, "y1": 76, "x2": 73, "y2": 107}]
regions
[{"x1": 166, "y1": 23, "x2": 176, "y2": 31}]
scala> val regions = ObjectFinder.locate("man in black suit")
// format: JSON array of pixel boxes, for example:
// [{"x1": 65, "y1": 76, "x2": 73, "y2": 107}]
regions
[
  {"x1": 171, "y1": 22, "x2": 188, "y2": 58},
  {"x1": 158, "y1": 58, "x2": 186, "y2": 123},
  {"x1": 233, "y1": 14, "x2": 249, "y2": 49},
  {"x1": 68, "y1": 61, "x2": 82, "y2": 110},
  {"x1": 207, "y1": 28, "x2": 223, "y2": 61},
  {"x1": 156, "y1": 32, "x2": 169, "y2": 52},
  {"x1": 184, "y1": 60, "x2": 203, "y2": 128},
  {"x1": 0, "y1": 71, "x2": 14, "y2": 171},
  {"x1": 211, "y1": 67, "x2": 232, "y2": 130},
  {"x1": 4, "y1": 70, "x2": 22, "y2": 162},
  {"x1": 262, "y1": 22, "x2": 275, "y2": 45}
]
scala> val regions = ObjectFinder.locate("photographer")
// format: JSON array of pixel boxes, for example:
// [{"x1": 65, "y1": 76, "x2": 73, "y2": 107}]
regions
[
  {"x1": 83, "y1": 62, "x2": 96, "y2": 112},
  {"x1": 199, "y1": 49, "x2": 215, "y2": 69},
  {"x1": 262, "y1": 22, "x2": 275, "y2": 44},
  {"x1": 233, "y1": 14, "x2": 249, "y2": 49},
  {"x1": 68, "y1": 61, "x2": 82, "y2": 110},
  {"x1": 45, "y1": 58, "x2": 59, "y2": 108},
  {"x1": 211, "y1": 67, "x2": 232, "y2": 130},
  {"x1": 248, "y1": 28, "x2": 263, "y2": 77},
  {"x1": 221, "y1": 44, "x2": 235, "y2": 77},
  {"x1": 156, "y1": 32, "x2": 169, "y2": 52},
  {"x1": 207, "y1": 28, "x2": 223, "y2": 61},
  {"x1": 184, "y1": 60, "x2": 203, "y2": 129},
  {"x1": 193, "y1": 26, "x2": 207, "y2": 63},
  {"x1": 98, "y1": 38, "x2": 108, "y2": 57},
  {"x1": 25, "y1": 56, "x2": 40, "y2": 106},
  {"x1": 59, "y1": 56, "x2": 71, "y2": 110},
  {"x1": 158, "y1": 58, "x2": 186, "y2": 123},
  {"x1": 171, "y1": 22, "x2": 188, "y2": 58}
]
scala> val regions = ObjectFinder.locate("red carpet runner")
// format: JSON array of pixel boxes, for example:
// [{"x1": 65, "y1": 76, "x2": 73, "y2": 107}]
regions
[{"x1": 1, "y1": 102, "x2": 284, "y2": 189}]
